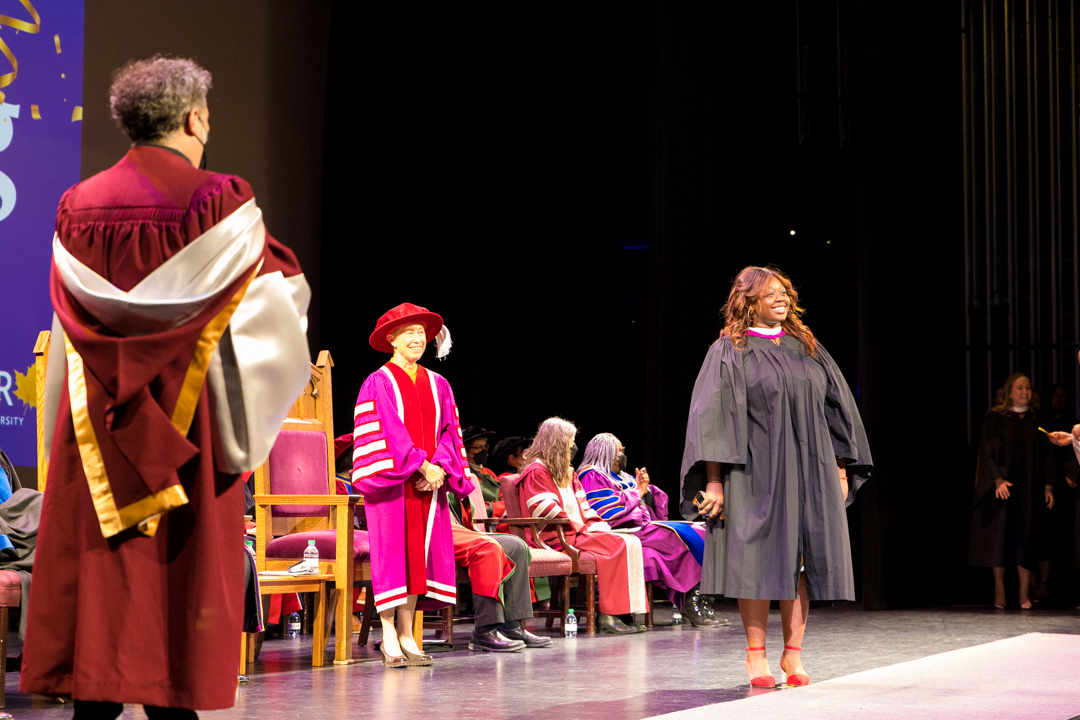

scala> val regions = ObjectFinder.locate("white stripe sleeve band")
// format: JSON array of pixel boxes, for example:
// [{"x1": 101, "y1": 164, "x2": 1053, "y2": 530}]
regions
[
  {"x1": 354, "y1": 438, "x2": 388, "y2": 459},
  {"x1": 353, "y1": 458, "x2": 394, "y2": 481}
]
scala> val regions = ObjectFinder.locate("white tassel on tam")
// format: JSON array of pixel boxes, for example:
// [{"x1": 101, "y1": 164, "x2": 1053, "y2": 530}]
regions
[{"x1": 435, "y1": 325, "x2": 452, "y2": 359}]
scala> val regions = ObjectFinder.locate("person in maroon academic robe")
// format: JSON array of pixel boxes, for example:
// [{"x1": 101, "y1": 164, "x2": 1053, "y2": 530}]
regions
[{"x1": 21, "y1": 57, "x2": 310, "y2": 717}]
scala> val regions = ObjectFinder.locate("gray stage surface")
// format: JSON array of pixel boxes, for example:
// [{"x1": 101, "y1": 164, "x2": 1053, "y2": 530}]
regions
[{"x1": 4, "y1": 603, "x2": 1079, "y2": 719}]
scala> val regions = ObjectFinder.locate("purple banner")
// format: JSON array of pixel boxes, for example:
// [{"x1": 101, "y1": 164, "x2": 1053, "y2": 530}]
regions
[{"x1": 0, "y1": 1, "x2": 84, "y2": 466}]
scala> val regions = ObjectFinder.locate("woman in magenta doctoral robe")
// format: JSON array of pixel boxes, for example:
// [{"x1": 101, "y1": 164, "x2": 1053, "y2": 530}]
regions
[{"x1": 352, "y1": 303, "x2": 473, "y2": 667}]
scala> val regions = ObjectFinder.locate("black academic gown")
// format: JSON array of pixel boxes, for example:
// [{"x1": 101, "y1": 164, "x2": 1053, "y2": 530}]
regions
[
  {"x1": 680, "y1": 335, "x2": 872, "y2": 601},
  {"x1": 968, "y1": 409, "x2": 1053, "y2": 568}
]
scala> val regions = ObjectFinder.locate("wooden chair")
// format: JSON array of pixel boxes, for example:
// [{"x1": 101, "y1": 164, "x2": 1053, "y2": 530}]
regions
[
  {"x1": 424, "y1": 480, "x2": 577, "y2": 643},
  {"x1": 240, "y1": 573, "x2": 333, "y2": 672},
  {"x1": 33, "y1": 330, "x2": 50, "y2": 492},
  {"x1": 422, "y1": 482, "x2": 488, "y2": 646},
  {"x1": 251, "y1": 351, "x2": 367, "y2": 665},
  {"x1": 498, "y1": 474, "x2": 595, "y2": 634}
]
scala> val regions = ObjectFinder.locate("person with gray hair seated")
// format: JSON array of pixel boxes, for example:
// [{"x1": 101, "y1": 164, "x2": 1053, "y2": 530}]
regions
[
  {"x1": 578, "y1": 433, "x2": 726, "y2": 629},
  {"x1": 21, "y1": 55, "x2": 310, "y2": 719}
]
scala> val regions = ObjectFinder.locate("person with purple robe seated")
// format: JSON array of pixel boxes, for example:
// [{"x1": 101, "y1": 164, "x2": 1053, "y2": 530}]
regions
[
  {"x1": 351, "y1": 303, "x2": 472, "y2": 668},
  {"x1": 577, "y1": 433, "x2": 726, "y2": 628}
]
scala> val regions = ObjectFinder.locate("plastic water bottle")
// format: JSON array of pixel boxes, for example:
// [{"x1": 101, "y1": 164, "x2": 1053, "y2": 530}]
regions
[
  {"x1": 303, "y1": 539, "x2": 319, "y2": 572},
  {"x1": 564, "y1": 608, "x2": 577, "y2": 638},
  {"x1": 287, "y1": 612, "x2": 301, "y2": 638}
]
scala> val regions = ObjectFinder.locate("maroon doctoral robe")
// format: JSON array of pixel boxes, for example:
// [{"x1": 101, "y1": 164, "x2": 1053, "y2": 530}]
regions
[{"x1": 21, "y1": 146, "x2": 302, "y2": 709}]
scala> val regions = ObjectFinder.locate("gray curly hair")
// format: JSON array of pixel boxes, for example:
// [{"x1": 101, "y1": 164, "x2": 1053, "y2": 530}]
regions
[
  {"x1": 109, "y1": 55, "x2": 212, "y2": 143},
  {"x1": 577, "y1": 432, "x2": 620, "y2": 477}
]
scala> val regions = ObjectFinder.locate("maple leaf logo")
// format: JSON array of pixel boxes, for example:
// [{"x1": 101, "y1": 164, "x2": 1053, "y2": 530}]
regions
[{"x1": 13, "y1": 364, "x2": 36, "y2": 409}]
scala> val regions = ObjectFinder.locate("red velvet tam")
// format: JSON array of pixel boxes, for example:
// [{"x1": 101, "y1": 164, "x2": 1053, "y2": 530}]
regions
[
  {"x1": 368, "y1": 302, "x2": 444, "y2": 353},
  {"x1": 333, "y1": 434, "x2": 352, "y2": 459}
]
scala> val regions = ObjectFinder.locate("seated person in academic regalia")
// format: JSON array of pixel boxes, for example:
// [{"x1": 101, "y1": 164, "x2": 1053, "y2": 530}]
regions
[
  {"x1": 448, "y1": 490, "x2": 552, "y2": 651},
  {"x1": 489, "y1": 434, "x2": 553, "y2": 605},
  {"x1": 491, "y1": 436, "x2": 529, "y2": 479},
  {"x1": 463, "y1": 426, "x2": 501, "y2": 509},
  {"x1": 519, "y1": 418, "x2": 650, "y2": 635},
  {"x1": 577, "y1": 433, "x2": 726, "y2": 627}
]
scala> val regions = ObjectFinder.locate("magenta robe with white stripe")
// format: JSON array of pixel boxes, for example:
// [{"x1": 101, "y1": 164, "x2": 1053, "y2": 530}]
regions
[{"x1": 352, "y1": 365, "x2": 474, "y2": 613}]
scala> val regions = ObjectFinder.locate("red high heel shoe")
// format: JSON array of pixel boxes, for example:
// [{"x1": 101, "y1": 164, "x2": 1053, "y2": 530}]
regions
[
  {"x1": 780, "y1": 645, "x2": 810, "y2": 686},
  {"x1": 745, "y1": 647, "x2": 776, "y2": 688}
]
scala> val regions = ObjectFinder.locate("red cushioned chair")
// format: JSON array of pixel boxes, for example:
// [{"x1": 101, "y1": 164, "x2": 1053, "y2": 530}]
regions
[
  {"x1": 0, "y1": 570, "x2": 20, "y2": 708},
  {"x1": 499, "y1": 474, "x2": 597, "y2": 635},
  {"x1": 251, "y1": 351, "x2": 368, "y2": 665}
]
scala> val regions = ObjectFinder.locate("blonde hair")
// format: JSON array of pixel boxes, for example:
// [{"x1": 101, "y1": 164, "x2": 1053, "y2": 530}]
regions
[
  {"x1": 521, "y1": 417, "x2": 577, "y2": 488},
  {"x1": 720, "y1": 265, "x2": 816, "y2": 357}
]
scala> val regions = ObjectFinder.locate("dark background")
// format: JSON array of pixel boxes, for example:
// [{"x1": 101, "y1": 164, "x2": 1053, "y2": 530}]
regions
[{"x1": 71, "y1": 1, "x2": 1073, "y2": 609}]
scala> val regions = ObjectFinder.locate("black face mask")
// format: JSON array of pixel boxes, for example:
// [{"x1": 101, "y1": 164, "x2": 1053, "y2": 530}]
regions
[
  {"x1": 617, "y1": 452, "x2": 629, "y2": 473},
  {"x1": 196, "y1": 117, "x2": 209, "y2": 170},
  {"x1": 569, "y1": 443, "x2": 579, "y2": 462},
  {"x1": 474, "y1": 450, "x2": 489, "y2": 466}
]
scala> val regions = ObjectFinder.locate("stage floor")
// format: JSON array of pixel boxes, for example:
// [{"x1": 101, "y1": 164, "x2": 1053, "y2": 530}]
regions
[{"x1": 4, "y1": 603, "x2": 1079, "y2": 719}]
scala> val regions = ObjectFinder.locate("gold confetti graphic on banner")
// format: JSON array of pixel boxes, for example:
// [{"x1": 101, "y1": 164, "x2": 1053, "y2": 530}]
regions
[
  {"x1": 71, "y1": 105, "x2": 82, "y2": 122},
  {"x1": 53, "y1": 34, "x2": 60, "y2": 53},
  {"x1": 0, "y1": 1, "x2": 42, "y2": 104},
  {"x1": 30, "y1": 103, "x2": 39, "y2": 119}
]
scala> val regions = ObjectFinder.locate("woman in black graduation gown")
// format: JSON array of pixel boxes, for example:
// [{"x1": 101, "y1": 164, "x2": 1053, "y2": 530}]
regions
[
  {"x1": 681, "y1": 266, "x2": 872, "y2": 688},
  {"x1": 968, "y1": 373, "x2": 1056, "y2": 609}
]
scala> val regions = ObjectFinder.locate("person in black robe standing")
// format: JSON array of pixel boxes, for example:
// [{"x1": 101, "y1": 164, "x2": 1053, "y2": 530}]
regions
[
  {"x1": 969, "y1": 373, "x2": 1056, "y2": 609},
  {"x1": 681, "y1": 266, "x2": 871, "y2": 689}
]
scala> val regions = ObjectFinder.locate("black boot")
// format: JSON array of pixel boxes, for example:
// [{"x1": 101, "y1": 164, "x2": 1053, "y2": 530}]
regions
[{"x1": 681, "y1": 589, "x2": 729, "y2": 627}]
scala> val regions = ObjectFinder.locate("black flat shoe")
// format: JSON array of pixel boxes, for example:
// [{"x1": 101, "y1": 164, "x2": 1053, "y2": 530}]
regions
[
  {"x1": 468, "y1": 629, "x2": 525, "y2": 652},
  {"x1": 499, "y1": 625, "x2": 553, "y2": 647},
  {"x1": 597, "y1": 612, "x2": 637, "y2": 634}
]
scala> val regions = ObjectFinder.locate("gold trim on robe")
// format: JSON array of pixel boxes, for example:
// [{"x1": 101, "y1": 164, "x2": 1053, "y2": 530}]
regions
[
  {"x1": 171, "y1": 260, "x2": 262, "y2": 436},
  {"x1": 63, "y1": 261, "x2": 259, "y2": 539},
  {"x1": 64, "y1": 333, "x2": 190, "y2": 538}
]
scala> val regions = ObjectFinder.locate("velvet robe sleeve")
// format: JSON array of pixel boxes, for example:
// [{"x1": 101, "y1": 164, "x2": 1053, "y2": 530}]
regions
[
  {"x1": 680, "y1": 338, "x2": 748, "y2": 518},
  {"x1": 579, "y1": 468, "x2": 641, "y2": 525},
  {"x1": 812, "y1": 343, "x2": 874, "y2": 505},
  {"x1": 430, "y1": 373, "x2": 475, "y2": 500},
  {"x1": 351, "y1": 371, "x2": 427, "y2": 501},
  {"x1": 648, "y1": 485, "x2": 670, "y2": 520},
  {"x1": 521, "y1": 464, "x2": 572, "y2": 522},
  {"x1": 974, "y1": 411, "x2": 1006, "y2": 503},
  {"x1": 573, "y1": 476, "x2": 610, "y2": 530}
]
